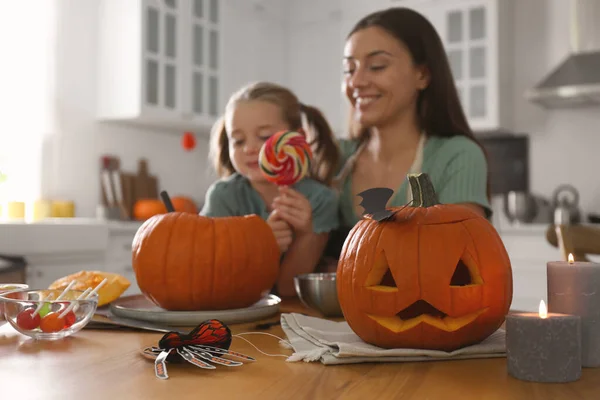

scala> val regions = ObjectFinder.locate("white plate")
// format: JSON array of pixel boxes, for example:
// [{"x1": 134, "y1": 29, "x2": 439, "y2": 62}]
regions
[{"x1": 109, "y1": 294, "x2": 281, "y2": 326}]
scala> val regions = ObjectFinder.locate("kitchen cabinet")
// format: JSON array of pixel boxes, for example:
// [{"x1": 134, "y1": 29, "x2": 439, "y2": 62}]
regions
[
  {"x1": 26, "y1": 254, "x2": 106, "y2": 290},
  {"x1": 390, "y1": 0, "x2": 516, "y2": 132},
  {"x1": 97, "y1": 0, "x2": 221, "y2": 134},
  {"x1": 294, "y1": 0, "x2": 516, "y2": 135},
  {"x1": 105, "y1": 225, "x2": 142, "y2": 296},
  {"x1": 498, "y1": 225, "x2": 559, "y2": 312}
]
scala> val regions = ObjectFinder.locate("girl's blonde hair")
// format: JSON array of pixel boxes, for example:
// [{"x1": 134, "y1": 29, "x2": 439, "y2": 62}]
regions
[{"x1": 209, "y1": 81, "x2": 340, "y2": 186}]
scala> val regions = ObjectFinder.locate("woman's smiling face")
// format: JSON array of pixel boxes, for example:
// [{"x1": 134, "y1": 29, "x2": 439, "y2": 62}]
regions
[{"x1": 343, "y1": 26, "x2": 429, "y2": 128}]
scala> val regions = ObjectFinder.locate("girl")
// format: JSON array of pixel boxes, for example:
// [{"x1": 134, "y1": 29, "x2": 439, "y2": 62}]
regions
[
  {"x1": 324, "y1": 7, "x2": 492, "y2": 261},
  {"x1": 200, "y1": 81, "x2": 340, "y2": 297}
]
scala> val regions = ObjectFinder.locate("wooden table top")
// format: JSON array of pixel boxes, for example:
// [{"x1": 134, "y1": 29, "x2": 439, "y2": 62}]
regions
[{"x1": 1, "y1": 299, "x2": 599, "y2": 400}]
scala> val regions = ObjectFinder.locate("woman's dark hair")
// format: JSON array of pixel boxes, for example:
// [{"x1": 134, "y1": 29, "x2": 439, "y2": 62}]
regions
[{"x1": 347, "y1": 7, "x2": 491, "y2": 201}]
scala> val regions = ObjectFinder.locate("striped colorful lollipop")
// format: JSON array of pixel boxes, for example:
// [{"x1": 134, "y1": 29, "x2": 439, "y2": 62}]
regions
[{"x1": 259, "y1": 131, "x2": 313, "y2": 186}]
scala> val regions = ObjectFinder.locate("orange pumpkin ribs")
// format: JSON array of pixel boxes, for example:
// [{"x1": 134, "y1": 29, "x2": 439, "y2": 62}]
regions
[{"x1": 132, "y1": 212, "x2": 280, "y2": 311}]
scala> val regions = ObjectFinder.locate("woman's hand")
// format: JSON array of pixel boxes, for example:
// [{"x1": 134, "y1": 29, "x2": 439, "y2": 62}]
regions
[
  {"x1": 266, "y1": 210, "x2": 293, "y2": 253},
  {"x1": 272, "y1": 186, "x2": 313, "y2": 236}
]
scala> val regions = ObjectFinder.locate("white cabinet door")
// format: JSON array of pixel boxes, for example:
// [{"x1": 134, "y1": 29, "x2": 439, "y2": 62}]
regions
[
  {"x1": 141, "y1": 0, "x2": 184, "y2": 118},
  {"x1": 181, "y1": 0, "x2": 221, "y2": 125},
  {"x1": 105, "y1": 231, "x2": 141, "y2": 296},
  {"x1": 500, "y1": 229, "x2": 559, "y2": 312},
  {"x1": 398, "y1": 0, "x2": 515, "y2": 132},
  {"x1": 438, "y1": 0, "x2": 496, "y2": 129},
  {"x1": 26, "y1": 256, "x2": 106, "y2": 290},
  {"x1": 97, "y1": 0, "x2": 221, "y2": 134}
]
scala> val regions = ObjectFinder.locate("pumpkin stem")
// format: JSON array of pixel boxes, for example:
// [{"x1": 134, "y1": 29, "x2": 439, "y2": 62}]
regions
[{"x1": 408, "y1": 173, "x2": 439, "y2": 207}]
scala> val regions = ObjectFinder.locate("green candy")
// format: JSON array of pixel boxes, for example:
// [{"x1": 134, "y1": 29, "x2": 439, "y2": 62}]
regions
[{"x1": 38, "y1": 302, "x2": 52, "y2": 317}]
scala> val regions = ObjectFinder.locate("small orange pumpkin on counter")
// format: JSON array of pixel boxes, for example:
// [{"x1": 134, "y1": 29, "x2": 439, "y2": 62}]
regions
[
  {"x1": 132, "y1": 212, "x2": 280, "y2": 311},
  {"x1": 337, "y1": 173, "x2": 513, "y2": 352},
  {"x1": 133, "y1": 196, "x2": 198, "y2": 221}
]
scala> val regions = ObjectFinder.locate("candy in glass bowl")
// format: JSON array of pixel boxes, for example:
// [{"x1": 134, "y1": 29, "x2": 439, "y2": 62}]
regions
[
  {"x1": 0, "y1": 283, "x2": 29, "y2": 325},
  {"x1": 0, "y1": 288, "x2": 99, "y2": 340}
]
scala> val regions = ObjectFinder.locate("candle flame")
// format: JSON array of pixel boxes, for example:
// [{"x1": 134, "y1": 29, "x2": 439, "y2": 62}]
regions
[
  {"x1": 568, "y1": 253, "x2": 574, "y2": 264},
  {"x1": 539, "y1": 300, "x2": 548, "y2": 319}
]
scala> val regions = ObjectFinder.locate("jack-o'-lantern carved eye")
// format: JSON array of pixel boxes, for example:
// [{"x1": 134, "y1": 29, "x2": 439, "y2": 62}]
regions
[
  {"x1": 365, "y1": 249, "x2": 484, "y2": 291},
  {"x1": 365, "y1": 251, "x2": 398, "y2": 291},
  {"x1": 451, "y1": 251, "x2": 484, "y2": 287},
  {"x1": 451, "y1": 260, "x2": 472, "y2": 286}
]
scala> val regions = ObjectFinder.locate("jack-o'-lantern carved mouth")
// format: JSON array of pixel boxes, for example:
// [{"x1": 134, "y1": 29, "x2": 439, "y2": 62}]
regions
[
  {"x1": 367, "y1": 301, "x2": 488, "y2": 332},
  {"x1": 364, "y1": 250, "x2": 487, "y2": 332}
]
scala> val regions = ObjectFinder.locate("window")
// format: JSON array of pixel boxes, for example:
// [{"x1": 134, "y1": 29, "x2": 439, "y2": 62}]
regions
[{"x1": 0, "y1": 2, "x2": 56, "y2": 220}]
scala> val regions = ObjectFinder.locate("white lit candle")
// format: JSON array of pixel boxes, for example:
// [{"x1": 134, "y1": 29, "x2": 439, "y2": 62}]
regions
[{"x1": 547, "y1": 253, "x2": 600, "y2": 367}]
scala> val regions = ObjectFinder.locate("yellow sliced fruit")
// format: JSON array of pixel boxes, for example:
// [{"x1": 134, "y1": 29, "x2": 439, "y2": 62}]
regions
[{"x1": 48, "y1": 271, "x2": 131, "y2": 306}]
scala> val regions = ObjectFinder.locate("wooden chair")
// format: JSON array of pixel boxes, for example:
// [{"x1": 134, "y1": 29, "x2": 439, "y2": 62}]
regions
[{"x1": 545, "y1": 224, "x2": 600, "y2": 261}]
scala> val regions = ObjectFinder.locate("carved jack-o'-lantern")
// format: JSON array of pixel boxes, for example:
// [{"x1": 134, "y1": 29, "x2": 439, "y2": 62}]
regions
[{"x1": 337, "y1": 173, "x2": 513, "y2": 351}]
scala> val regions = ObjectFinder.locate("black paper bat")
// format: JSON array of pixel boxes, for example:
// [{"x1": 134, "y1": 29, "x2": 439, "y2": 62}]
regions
[{"x1": 357, "y1": 188, "x2": 395, "y2": 222}]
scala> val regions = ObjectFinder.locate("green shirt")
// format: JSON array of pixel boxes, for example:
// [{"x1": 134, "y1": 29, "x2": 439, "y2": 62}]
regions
[
  {"x1": 337, "y1": 135, "x2": 492, "y2": 227},
  {"x1": 200, "y1": 173, "x2": 340, "y2": 234}
]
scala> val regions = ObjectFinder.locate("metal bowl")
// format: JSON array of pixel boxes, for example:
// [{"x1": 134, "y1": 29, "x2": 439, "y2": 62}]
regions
[
  {"x1": 503, "y1": 191, "x2": 538, "y2": 223},
  {"x1": 294, "y1": 273, "x2": 343, "y2": 318}
]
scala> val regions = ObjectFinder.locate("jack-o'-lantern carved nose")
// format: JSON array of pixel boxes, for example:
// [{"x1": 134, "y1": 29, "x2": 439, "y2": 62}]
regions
[{"x1": 397, "y1": 300, "x2": 447, "y2": 320}]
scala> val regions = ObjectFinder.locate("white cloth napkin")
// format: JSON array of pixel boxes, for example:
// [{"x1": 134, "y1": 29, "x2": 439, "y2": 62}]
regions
[{"x1": 280, "y1": 313, "x2": 506, "y2": 365}]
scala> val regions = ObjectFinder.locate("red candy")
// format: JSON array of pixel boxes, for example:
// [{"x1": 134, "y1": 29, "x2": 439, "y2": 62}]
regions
[
  {"x1": 16, "y1": 308, "x2": 41, "y2": 330},
  {"x1": 63, "y1": 311, "x2": 76, "y2": 328},
  {"x1": 40, "y1": 312, "x2": 66, "y2": 333}
]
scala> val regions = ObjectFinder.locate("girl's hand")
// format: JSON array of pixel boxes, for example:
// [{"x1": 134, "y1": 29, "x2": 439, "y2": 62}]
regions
[
  {"x1": 267, "y1": 210, "x2": 293, "y2": 253},
  {"x1": 272, "y1": 186, "x2": 313, "y2": 236}
]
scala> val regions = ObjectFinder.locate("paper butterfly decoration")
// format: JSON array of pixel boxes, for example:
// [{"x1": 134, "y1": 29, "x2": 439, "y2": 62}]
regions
[{"x1": 141, "y1": 319, "x2": 255, "y2": 380}]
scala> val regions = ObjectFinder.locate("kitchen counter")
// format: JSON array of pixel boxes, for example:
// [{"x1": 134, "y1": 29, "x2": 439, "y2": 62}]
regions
[
  {"x1": 496, "y1": 221, "x2": 600, "y2": 236},
  {"x1": 0, "y1": 218, "x2": 143, "y2": 293},
  {"x1": 1, "y1": 299, "x2": 598, "y2": 399},
  {"x1": 0, "y1": 219, "x2": 142, "y2": 256}
]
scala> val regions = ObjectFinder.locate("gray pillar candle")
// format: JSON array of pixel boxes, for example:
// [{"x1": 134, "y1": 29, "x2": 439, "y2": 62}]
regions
[
  {"x1": 547, "y1": 258, "x2": 600, "y2": 367},
  {"x1": 506, "y1": 306, "x2": 581, "y2": 383}
]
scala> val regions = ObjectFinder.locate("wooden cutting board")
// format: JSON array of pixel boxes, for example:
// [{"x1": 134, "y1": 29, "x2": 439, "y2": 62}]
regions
[
  {"x1": 120, "y1": 172, "x2": 136, "y2": 219},
  {"x1": 134, "y1": 159, "x2": 159, "y2": 200}
]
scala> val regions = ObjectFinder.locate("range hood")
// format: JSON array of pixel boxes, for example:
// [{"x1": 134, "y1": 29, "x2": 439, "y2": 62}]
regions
[{"x1": 525, "y1": 0, "x2": 600, "y2": 109}]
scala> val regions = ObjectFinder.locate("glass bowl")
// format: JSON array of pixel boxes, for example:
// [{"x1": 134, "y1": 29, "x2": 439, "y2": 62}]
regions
[
  {"x1": 0, "y1": 289, "x2": 98, "y2": 340},
  {"x1": 0, "y1": 283, "x2": 29, "y2": 323}
]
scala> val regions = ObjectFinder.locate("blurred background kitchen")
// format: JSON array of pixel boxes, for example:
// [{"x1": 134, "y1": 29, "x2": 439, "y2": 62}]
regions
[{"x1": 1, "y1": 0, "x2": 599, "y2": 312}]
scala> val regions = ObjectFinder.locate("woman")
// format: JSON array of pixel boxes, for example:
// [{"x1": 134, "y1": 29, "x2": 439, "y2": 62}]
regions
[{"x1": 325, "y1": 7, "x2": 492, "y2": 260}]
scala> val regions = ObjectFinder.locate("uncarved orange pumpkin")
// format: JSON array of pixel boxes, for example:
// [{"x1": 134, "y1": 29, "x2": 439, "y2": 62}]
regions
[
  {"x1": 133, "y1": 196, "x2": 198, "y2": 221},
  {"x1": 337, "y1": 173, "x2": 513, "y2": 351},
  {"x1": 132, "y1": 212, "x2": 280, "y2": 311}
]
